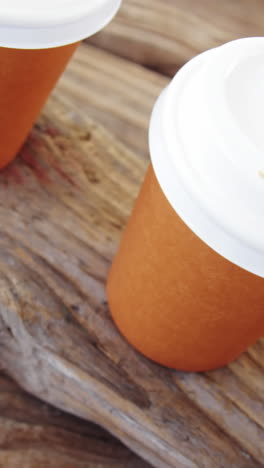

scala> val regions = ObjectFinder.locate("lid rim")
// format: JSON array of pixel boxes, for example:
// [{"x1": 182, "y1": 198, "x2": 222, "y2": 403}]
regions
[{"x1": 0, "y1": 0, "x2": 121, "y2": 49}]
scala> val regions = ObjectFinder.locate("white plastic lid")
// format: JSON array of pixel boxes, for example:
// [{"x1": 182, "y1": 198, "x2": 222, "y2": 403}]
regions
[
  {"x1": 0, "y1": 0, "x2": 121, "y2": 49},
  {"x1": 149, "y1": 37, "x2": 264, "y2": 278}
]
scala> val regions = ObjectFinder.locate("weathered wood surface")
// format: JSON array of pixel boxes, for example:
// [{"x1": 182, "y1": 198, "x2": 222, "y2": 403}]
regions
[
  {"x1": 0, "y1": 372, "x2": 150, "y2": 467},
  {"x1": 55, "y1": 43, "x2": 167, "y2": 159},
  {"x1": 0, "y1": 79, "x2": 263, "y2": 467},
  {"x1": 90, "y1": 0, "x2": 264, "y2": 75}
]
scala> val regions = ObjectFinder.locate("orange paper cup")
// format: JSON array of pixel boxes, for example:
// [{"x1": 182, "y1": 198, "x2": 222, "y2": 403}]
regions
[
  {"x1": 0, "y1": 0, "x2": 121, "y2": 169},
  {"x1": 0, "y1": 44, "x2": 78, "y2": 169},
  {"x1": 107, "y1": 38, "x2": 264, "y2": 372}
]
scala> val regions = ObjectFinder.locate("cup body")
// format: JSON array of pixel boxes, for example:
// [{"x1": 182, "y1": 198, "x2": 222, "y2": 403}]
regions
[
  {"x1": 0, "y1": 42, "x2": 78, "y2": 169},
  {"x1": 107, "y1": 165, "x2": 264, "y2": 371}
]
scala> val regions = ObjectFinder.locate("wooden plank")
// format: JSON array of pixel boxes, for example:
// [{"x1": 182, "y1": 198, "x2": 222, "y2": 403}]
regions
[
  {"x1": 0, "y1": 372, "x2": 150, "y2": 468},
  {"x1": 55, "y1": 43, "x2": 168, "y2": 159},
  {"x1": 0, "y1": 372, "x2": 150, "y2": 467},
  {"x1": 0, "y1": 76, "x2": 263, "y2": 467},
  {"x1": 89, "y1": 0, "x2": 264, "y2": 75}
]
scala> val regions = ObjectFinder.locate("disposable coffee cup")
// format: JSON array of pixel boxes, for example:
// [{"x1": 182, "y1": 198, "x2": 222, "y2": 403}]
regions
[
  {"x1": 0, "y1": 0, "x2": 121, "y2": 169},
  {"x1": 107, "y1": 37, "x2": 264, "y2": 372}
]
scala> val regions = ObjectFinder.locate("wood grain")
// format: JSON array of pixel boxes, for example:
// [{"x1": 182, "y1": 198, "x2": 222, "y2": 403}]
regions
[
  {"x1": 55, "y1": 43, "x2": 167, "y2": 159},
  {"x1": 89, "y1": 0, "x2": 264, "y2": 75},
  {"x1": 0, "y1": 90, "x2": 263, "y2": 467},
  {"x1": 0, "y1": 372, "x2": 150, "y2": 467}
]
